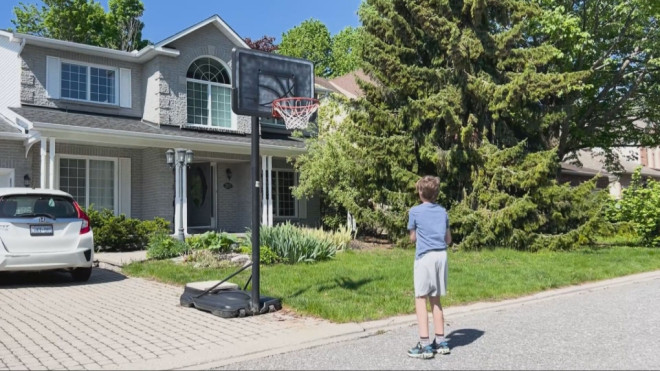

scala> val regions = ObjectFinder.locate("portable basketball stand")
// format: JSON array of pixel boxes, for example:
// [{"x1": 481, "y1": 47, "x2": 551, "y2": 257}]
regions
[{"x1": 179, "y1": 47, "x2": 317, "y2": 318}]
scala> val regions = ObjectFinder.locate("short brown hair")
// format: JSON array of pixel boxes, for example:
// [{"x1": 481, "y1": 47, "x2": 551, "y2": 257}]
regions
[{"x1": 416, "y1": 176, "x2": 440, "y2": 202}]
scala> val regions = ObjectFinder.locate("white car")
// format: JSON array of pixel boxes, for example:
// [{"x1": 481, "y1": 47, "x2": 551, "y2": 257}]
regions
[{"x1": 0, "y1": 188, "x2": 94, "y2": 281}]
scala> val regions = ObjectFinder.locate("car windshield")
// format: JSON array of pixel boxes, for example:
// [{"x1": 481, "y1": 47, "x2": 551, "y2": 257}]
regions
[{"x1": 0, "y1": 194, "x2": 78, "y2": 219}]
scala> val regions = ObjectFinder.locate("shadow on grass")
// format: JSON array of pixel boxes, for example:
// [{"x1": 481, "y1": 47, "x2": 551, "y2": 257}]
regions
[
  {"x1": 317, "y1": 277, "x2": 378, "y2": 292},
  {"x1": 447, "y1": 328, "x2": 485, "y2": 349},
  {"x1": 0, "y1": 268, "x2": 126, "y2": 288},
  {"x1": 283, "y1": 277, "x2": 380, "y2": 300}
]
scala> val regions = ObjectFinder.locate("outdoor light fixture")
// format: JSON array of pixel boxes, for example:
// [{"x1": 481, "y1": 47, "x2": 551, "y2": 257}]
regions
[
  {"x1": 166, "y1": 148, "x2": 194, "y2": 241},
  {"x1": 165, "y1": 149, "x2": 174, "y2": 167},
  {"x1": 226, "y1": 168, "x2": 232, "y2": 181},
  {"x1": 23, "y1": 174, "x2": 31, "y2": 188}
]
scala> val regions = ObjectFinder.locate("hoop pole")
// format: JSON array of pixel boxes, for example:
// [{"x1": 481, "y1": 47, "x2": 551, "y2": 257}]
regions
[{"x1": 250, "y1": 115, "x2": 261, "y2": 313}]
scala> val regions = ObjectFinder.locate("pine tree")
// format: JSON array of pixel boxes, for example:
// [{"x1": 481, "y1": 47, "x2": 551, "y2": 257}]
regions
[{"x1": 296, "y1": 0, "x2": 608, "y2": 246}]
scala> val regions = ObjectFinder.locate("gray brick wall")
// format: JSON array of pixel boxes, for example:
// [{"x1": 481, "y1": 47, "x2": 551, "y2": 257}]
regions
[
  {"x1": 148, "y1": 24, "x2": 252, "y2": 132},
  {"x1": 20, "y1": 45, "x2": 144, "y2": 117},
  {"x1": 140, "y1": 148, "x2": 174, "y2": 225},
  {"x1": 0, "y1": 139, "x2": 33, "y2": 187}
]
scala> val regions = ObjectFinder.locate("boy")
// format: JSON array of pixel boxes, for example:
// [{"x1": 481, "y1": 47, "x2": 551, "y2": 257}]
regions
[{"x1": 406, "y1": 175, "x2": 451, "y2": 359}]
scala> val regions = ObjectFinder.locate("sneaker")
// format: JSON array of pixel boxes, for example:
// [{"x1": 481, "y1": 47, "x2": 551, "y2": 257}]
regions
[
  {"x1": 407, "y1": 342, "x2": 434, "y2": 359},
  {"x1": 431, "y1": 340, "x2": 451, "y2": 355}
]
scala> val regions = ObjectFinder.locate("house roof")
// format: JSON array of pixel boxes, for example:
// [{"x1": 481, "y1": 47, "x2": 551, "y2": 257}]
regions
[
  {"x1": 575, "y1": 149, "x2": 660, "y2": 179},
  {"x1": 0, "y1": 116, "x2": 21, "y2": 134},
  {"x1": 0, "y1": 14, "x2": 249, "y2": 63},
  {"x1": 154, "y1": 14, "x2": 249, "y2": 50},
  {"x1": 328, "y1": 69, "x2": 375, "y2": 99},
  {"x1": 10, "y1": 106, "x2": 305, "y2": 153},
  {"x1": 560, "y1": 163, "x2": 610, "y2": 177},
  {"x1": 0, "y1": 30, "x2": 180, "y2": 63}
]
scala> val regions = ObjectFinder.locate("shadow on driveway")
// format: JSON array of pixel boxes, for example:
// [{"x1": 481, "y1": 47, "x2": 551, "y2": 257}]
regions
[
  {"x1": 0, "y1": 267, "x2": 126, "y2": 288},
  {"x1": 447, "y1": 328, "x2": 485, "y2": 349}
]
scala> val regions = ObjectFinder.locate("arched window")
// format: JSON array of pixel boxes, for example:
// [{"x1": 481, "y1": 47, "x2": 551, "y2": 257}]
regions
[{"x1": 186, "y1": 57, "x2": 233, "y2": 128}]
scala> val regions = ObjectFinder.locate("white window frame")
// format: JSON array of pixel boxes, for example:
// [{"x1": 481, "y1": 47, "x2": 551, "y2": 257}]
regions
[
  {"x1": 186, "y1": 56, "x2": 237, "y2": 130},
  {"x1": 272, "y1": 168, "x2": 298, "y2": 219},
  {"x1": 56, "y1": 154, "x2": 119, "y2": 213},
  {"x1": 60, "y1": 59, "x2": 119, "y2": 106}
]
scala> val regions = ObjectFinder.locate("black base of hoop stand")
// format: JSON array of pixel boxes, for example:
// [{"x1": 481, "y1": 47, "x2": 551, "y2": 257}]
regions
[{"x1": 180, "y1": 116, "x2": 281, "y2": 317}]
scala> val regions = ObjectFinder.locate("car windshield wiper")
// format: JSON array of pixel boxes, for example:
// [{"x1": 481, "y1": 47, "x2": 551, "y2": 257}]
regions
[{"x1": 16, "y1": 213, "x2": 56, "y2": 220}]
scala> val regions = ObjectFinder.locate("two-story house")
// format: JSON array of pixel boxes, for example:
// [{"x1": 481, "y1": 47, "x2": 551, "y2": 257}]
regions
[{"x1": 0, "y1": 15, "x2": 321, "y2": 234}]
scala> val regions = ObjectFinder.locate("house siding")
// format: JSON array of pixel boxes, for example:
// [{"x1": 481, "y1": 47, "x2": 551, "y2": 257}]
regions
[
  {"x1": 0, "y1": 140, "x2": 33, "y2": 186},
  {"x1": 19, "y1": 45, "x2": 144, "y2": 117}
]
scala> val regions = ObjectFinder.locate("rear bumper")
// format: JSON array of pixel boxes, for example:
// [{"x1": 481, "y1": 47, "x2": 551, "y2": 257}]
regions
[{"x1": 0, "y1": 248, "x2": 93, "y2": 271}]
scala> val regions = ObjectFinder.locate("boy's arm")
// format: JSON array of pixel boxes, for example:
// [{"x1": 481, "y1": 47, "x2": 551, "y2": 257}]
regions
[
  {"x1": 445, "y1": 228, "x2": 452, "y2": 245},
  {"x1": 410, "y1": 229, "x2": 417, "y2": 243}
]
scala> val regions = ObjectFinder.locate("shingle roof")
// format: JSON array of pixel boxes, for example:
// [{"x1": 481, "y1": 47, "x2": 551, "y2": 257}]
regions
[
  {"x1": 10, "y1": 106, "x2": 305, "y2": 149},
  {"x1": 0, "y1": 116, "x2": 21, "y2": 134},
  {"x1": 576, "y1": 149, "x2": 660, "y2": 178}
]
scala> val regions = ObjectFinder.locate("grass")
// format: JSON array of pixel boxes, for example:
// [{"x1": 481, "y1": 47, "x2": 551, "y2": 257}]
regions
[{"x1": 123, "y1": 246, "x2": 660, "y2": 323}]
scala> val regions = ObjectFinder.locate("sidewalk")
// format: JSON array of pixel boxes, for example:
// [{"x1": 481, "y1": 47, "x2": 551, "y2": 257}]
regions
[{"x1": 94, "y1": 250, "x2": 148, "y2": 270}]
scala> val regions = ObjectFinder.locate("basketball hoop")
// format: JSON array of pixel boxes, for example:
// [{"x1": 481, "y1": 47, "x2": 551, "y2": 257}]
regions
[{"x1": 272, "y1": 97, "x2": 319, "y2": 130}]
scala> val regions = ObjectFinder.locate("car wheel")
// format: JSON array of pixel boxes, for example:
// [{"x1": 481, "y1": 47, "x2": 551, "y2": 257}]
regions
[{"x1": 71, "y1": 267, "x2": 92, "y2": 282}]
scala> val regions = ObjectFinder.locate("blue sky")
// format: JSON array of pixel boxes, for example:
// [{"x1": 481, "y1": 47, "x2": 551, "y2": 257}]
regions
[{"x1": 1, "y1": 0, "x2": 362, "y2": 43}]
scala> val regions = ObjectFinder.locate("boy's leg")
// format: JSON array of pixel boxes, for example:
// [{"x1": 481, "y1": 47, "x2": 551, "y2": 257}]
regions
[
  {"x1": 429, "y1": 296, "x2": 450, "y2": 354},
  {"x1": 428, "y1": 296, "x2": 444, "y2": 337},
  {"x1": 407, "y1": 295, "x2": 434, "y2": 359},
  {"x1": 415, "y1": 296, "x2": 430, "y2": 338}
]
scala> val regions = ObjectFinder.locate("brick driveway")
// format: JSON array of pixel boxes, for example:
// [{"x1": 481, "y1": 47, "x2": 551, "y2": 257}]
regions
[{"x1": 0, "y1": 268, "x2": 340, "y2": 370}]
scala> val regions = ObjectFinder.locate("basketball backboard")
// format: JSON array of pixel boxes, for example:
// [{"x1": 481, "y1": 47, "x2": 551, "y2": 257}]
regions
[{"x1": 231, "y1": 47, "x2": 315, "y2": 118}]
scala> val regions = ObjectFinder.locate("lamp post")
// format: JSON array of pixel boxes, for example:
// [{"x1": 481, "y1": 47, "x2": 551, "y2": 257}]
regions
[{"x1": 166, "y1": 148, "x2": 193, "y2": 241}]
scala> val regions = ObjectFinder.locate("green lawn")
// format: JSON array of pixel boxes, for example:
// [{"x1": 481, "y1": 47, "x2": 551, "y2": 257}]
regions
[{"x1": 123, "y1": 246, "x2": 660, "y2": 323}]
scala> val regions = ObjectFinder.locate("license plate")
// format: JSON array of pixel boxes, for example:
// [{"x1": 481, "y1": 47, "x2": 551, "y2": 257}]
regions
[{"x1": 30, "y1": 225, "x2": 53, "y2": 236}]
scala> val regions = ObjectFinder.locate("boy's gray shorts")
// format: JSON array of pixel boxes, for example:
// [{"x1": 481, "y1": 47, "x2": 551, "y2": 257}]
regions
[{"x1": 414, "y1": 250, "x2": 448, "y2": 297}]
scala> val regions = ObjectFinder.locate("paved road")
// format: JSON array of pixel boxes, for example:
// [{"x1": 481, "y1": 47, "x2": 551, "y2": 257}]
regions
[{"x1": 216, "y1": 275, "x2": 660, "y2": 370}]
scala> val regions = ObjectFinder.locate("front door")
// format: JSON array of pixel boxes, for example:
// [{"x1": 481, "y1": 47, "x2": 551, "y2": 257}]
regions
[
  {"x1": 0, "y1": 169, "x2": 15, "y2": 187},
  {"x1": 187, "y1": 163, "x2": 213, "y2": 231}
]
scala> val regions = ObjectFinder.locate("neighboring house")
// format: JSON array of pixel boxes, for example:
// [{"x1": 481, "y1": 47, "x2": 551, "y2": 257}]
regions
[
  {"x1": 0, "y1": 15, "x2": 323, "y2": 234},
  {"x1": 564, "y1": 148, "x2": 660, "y2": 199}
]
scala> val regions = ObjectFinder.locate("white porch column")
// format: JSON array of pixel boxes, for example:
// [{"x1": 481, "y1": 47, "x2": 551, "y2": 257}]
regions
[
  {"x1": 267, "y1": 156, "x2": 273, "y2": 227},
  {"x1": 40, "y1": 137, "x2": 47, "y2": 189},
  {"x1": 173, "y1": 158, "x2": 181, "y2": 234},
  {"x1": 182, "y1": 160, "x2": 188, "y2": 234},
  {"x1": 261, "y1": 155, "x2": 268, "y2": 225},
  {"x1": 48, "y1": 137, "x2": 55, "y2": 189}
]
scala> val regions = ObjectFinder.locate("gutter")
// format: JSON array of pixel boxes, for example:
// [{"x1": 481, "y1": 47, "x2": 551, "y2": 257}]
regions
[{"x1": 31, "y1": 122, "x2": 307, "y2": 156}]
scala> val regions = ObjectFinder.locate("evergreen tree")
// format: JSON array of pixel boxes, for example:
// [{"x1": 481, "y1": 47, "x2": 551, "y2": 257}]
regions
[{"x1": 296, "y1": 0, "x2": 608, "y2": 246}]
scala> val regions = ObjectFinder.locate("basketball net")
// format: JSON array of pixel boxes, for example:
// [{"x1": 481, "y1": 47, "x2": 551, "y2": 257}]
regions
[{"x1": 272, "y1": 97, "x2": 319, "y2": 130}]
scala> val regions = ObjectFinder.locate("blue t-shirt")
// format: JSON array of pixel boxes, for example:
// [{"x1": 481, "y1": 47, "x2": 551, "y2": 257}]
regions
[{"x1": 407, "y1": 203, "x2": 449, "y2": 259}]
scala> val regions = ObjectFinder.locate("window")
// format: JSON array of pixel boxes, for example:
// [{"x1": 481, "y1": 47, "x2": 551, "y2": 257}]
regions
[
  {"x1": 272, "y1": 170, "x2": 297, "y2": 217},
  {"x1": 61, "y1": 62, "x2": 117, "y2": 104},
  {"x1": 186, "y1": 57, "x2": 233, "y2": 128},
  {"x1": 59, "y1": 157, "x2": 116, "y2": 212}
]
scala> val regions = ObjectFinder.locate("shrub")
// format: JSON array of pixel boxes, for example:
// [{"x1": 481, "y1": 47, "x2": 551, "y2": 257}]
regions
[
  {"x1": 86, "y1": 207, "x2": 170, "y2": 252},
  {"x1": 147, "y1": 234, "x2": 187, "y2": 260},
  {"x1": 237, "y1": 245, "x2": 281, "y2": 265},
  {"x1": 248, "y1": 222, "x2": 339, "y2": 264},
  {"x1": 183, "y1": 249, "x2": 236, "y2": 269},
  {"x1": 449, "y1": 143, "x2": 608, "y2": 251},
  {"x1": 185, "y1": 231, "x2": 238, "y2": 253},
  {"x1": 606, "y1": 168, "x2": 660, "y2": 247}
]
